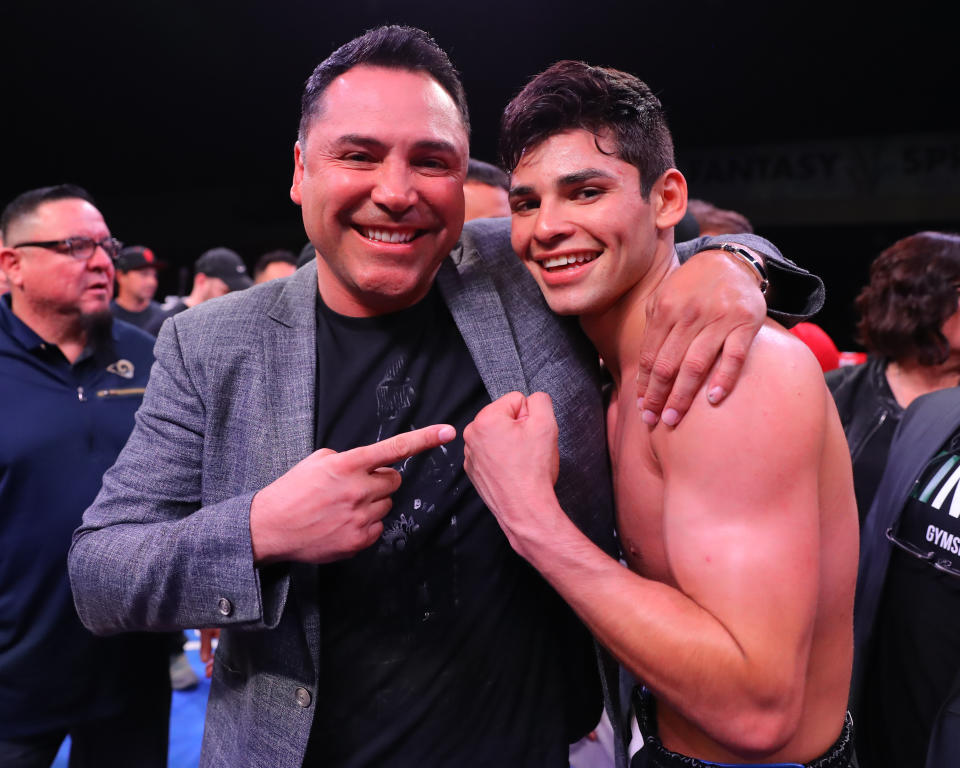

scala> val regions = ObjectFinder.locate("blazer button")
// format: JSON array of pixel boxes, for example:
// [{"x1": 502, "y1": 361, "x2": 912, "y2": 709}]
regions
[
  {"x1": 295, "y1": 687, "x2": 312, "y2": 708},
  {"x1": 217, "y1": 597, "x2": 233, "y2": 616}
]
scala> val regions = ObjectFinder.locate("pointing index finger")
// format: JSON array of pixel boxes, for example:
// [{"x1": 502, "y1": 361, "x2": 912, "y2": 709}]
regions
[{"x1": 346, "y1": 424, "x2": 457, "y2": 472}]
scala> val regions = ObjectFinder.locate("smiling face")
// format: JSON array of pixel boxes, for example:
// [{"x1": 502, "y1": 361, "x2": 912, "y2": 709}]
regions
[
  {"x1": 509, "y1": 128, "x2": 685, "y2": 319},
  {"x1": 2, "y1": 197, "x2": 115, "y2": 322},
  {"x1": 290, "y1": 65, "x2": 469, "y2": 316}
]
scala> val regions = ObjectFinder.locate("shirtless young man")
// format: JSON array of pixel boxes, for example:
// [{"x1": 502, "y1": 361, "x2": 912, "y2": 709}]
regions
[{"x1": 463, "y1": 61, "x2": 860, "y2": 768}]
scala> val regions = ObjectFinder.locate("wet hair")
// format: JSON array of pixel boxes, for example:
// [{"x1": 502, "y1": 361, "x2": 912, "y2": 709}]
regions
[
  {"x1": 499, "y1": 60, "x2": 674, "y2": 198},
  {"x1": 1, "y1": 184, "x2": 96, "y2": 242},
  {"x1": 298, "y1": 25, "x2": 470, "y2": 145},
  {"x1": 466, "y1": 158, "x2": 509, "y2": 191},
  {"x1": 856, "y1": 231, "x2": 960, "y2": 365}
]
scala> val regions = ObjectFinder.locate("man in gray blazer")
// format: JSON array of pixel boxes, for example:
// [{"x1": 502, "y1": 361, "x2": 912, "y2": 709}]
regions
[{"x1": 69, "y1": 25, "x2": 822, "y2": 768}]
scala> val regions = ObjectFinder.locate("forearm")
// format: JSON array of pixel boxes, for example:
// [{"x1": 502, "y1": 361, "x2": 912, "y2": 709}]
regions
[
  {"x1": 69, "y1": 486, "x2": 286, "y2": 634},
  {"x1": 681, "y1": 234, "x2": 825, "y2": 327},
  {"x1": 513, "y1": 497, "x2": 805, "y2": 753}
]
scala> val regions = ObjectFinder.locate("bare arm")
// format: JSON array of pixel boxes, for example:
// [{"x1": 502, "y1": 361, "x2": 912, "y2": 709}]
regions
[
  {"x1": 464, "y1": 338, "x2": 826, "y2": 756},
  {"x1": 637, "y1": 231, "x2": 826, "y2": 426},
  {"x1": 636, "y1": 244, "x2": 767, "y2": 427}
]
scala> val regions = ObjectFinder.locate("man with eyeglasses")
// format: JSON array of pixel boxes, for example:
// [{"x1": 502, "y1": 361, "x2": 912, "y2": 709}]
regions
[{"x1": 0, "y1": 184, "x2": 170, "y2": 767}]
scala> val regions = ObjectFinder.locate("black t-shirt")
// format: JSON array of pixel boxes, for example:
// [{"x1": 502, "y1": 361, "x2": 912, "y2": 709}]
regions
[
  {"x1": 109, "y1": 300, "x2": 168, "y2": 337},
  {"x1": 858, "y1": 430, "x2": 960, "y2": 767},
  {"x1": 304, "y1": 286, "x2": 580, "y2": 767}
]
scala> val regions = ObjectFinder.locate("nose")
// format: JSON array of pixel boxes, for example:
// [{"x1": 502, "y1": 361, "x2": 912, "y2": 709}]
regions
[
  {"x1": 88, "y1": 243, "x2": 114, "y2": 272},
  {"x1": 532, "y1": 199, "x2": 575, "y2": 245},
  {"x1": 371, "y1": 159, "x2": 418, "y2": 212}
]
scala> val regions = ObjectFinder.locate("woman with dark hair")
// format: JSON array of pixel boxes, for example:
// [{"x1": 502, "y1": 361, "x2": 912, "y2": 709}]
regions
[{"x1": 827, "y1": 231, "x2": 960, "y2": 524}]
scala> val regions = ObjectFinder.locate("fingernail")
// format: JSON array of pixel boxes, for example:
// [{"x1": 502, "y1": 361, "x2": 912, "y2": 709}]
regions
[
  {"x1": 642, "y1": 409, "x2": 659, "y2": 426},
  {"x1": 438, "y1": 426, "x2": 456, "y2": 441},
  {"x1": 707, "y1": 386, "x2": 726, "y2": 404},
  {"x1": 662, "y1": 408, "x2": 679, "y2": 426},
  {"x1": 636, "y1": 397, "x2": 644, "y2": 411}
]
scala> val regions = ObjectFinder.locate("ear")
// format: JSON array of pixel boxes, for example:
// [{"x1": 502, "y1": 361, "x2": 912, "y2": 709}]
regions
[
  {"x1": 652, "y1": 168, "x2": 688, "y2": 230},
  {"x1": 290, "y1": 141, "x2": 305, "y2": 206},
  {"x1": 0, "y1": 246, "x2": 24, "y2": 289}
]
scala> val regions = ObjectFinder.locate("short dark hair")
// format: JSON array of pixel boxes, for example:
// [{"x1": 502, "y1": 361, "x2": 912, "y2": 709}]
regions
[
  {"x1": 856, "y1": 231, "x2": 960, "y2": 365},
  {"x1": 254, "y1": 249, "x2": 298, "y2": 279},
  {"x1": 466, "y1": 158, "x2": 509, "y2": 191},
  {"x1": 499, "y1": 60, "x2": 674, "y2": 198},
  {"x1": 1, "y1": 184, "x2": 97, "y2": 241},
  {"x1": 298, "y1": 25, "x2": 470, "y2": 145}
]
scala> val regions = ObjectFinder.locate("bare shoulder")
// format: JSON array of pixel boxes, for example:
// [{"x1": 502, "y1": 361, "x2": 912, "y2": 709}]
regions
[
  {"x1": 653, "y1": 320, "x2": 828, "y2": 464},
  {"x1": 741, "y1": 320, "x2": 829, "y2": 403}
]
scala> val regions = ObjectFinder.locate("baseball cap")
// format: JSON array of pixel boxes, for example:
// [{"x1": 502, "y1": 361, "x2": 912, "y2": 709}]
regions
[
  {"x1": 115, "y1": 245, "x2": 166, "y2": 272},
  {"x1": 195, "y1": 247, "x2": 253, "y2": 291}
]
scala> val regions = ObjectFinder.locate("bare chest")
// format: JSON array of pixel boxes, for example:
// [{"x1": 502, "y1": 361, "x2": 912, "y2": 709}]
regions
[{"x1": 607, "y1": 394, "x2": 674, "y2": 583}]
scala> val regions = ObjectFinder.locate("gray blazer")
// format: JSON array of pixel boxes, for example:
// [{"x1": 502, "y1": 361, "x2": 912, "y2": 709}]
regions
[{"x1": 69, "y1": 218, "x2": 816, "y2": 767}]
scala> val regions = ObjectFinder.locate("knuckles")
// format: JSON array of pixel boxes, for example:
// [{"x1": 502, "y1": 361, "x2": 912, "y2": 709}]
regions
[{"x1": 650, "y1": 357, "x2": 680, "y2": 383}]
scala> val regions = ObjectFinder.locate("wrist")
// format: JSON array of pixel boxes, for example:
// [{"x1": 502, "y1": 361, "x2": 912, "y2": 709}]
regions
[
  {"x1": 249, "y1": 490, "x2": 281, "y2": 564},
  {"x1": 711, "y1": 243, "x2": 768, "y2": 294},
  {"x1": 510, "y1": 496, "x2": 580, "y2": 565}
]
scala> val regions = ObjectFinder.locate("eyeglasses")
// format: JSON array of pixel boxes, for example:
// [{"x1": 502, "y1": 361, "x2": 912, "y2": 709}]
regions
[
  {"x1": 885, "y1": 527, "x2": 960, "y2": 579},
  {"x1": 11, "y1": 236, "x2": 123, "y2": 261}
]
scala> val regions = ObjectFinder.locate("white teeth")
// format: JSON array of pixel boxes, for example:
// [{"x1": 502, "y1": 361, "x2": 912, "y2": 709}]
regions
[
  {"x1": 361, "y1": 228, "x2": 416, "y2": 244},
  {"x1": 541, "y1": 253, "x2": 598, "y2": 269}
]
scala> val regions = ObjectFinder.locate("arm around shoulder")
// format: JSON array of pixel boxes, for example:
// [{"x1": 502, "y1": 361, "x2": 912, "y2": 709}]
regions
[{"x1": 680, "y1": 233, "x2": 826, "y2": 326}]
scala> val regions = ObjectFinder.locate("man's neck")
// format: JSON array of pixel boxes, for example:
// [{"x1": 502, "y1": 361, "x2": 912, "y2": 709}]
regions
[
  {"x1": 115, "y1": 293, "x2": 149, "y2": 312},
  {"x1": 580, "y1": 248, "x2": 678, "y2": 391},
  {"x1": 10, "y1": 293, "x2": 88, "y2": 364}
]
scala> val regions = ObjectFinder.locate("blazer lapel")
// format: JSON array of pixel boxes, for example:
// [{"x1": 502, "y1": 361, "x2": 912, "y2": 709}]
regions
[
  {"x1": 435, "y1": 247, "x2": 528, "y2": 400},
  {"x1": 262, "y1": 263, "x2": 322, "y2": 670},
  {"x1": 262, "y1": 264, "x2": 318, "y2": 476}
]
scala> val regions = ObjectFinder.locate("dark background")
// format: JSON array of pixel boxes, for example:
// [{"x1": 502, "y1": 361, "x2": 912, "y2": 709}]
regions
[{"x1": 4, "y1": 1, "x2": 956, "y2": 349}]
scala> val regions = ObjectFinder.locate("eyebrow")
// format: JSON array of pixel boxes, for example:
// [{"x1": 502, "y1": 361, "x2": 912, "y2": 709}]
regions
[
  {"x1": 336, "y1": 134, "x2": 460, "y2": 155},
  {"x1": 509, "y1": 167, "x2": 617, "y2": 198},
  {"x1": 559, "y1": 168, "x2": 616, "y2": 185}
]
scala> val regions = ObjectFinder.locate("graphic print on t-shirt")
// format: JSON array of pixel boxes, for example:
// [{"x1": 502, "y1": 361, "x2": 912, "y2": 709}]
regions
[{"x1": 373, "y1": 354, "x2": 460, "y2": 556}]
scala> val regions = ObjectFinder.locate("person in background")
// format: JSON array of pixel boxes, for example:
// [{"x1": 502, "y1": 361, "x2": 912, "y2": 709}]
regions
[
  {"x1": 828, "y1": 231, "x2": 960, "y2": 525},
  {"x1": 0, "y1": 184, "x2": 170, "y2": 767},
  {"x1": 253, "y1": 249, "x2": 298, "y2": 284},
  {"x1": 110, "y1": 244, "x2": 168, "y2": 335},
  {"x1": 852, "y1": 384, "x2": 960, "y2": 767},
  {"x1": 160, "y1": 246, "x2": 252, "y2": 321},
  {"x1": 685, "y1": 198, "x2": 753, "y2": 237},
  {"x1": 463, "y1": 157, "x2": 510, "y2": 221}
]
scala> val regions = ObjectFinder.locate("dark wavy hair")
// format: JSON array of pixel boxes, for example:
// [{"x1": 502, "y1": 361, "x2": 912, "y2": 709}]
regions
[
  {"x1": 498, "y1": 60, "x2": 674, "y2": 198},
  {"x1": 856, "y1": 231, "x2": 960, "y2": 365},
  {"x1": 298, "y1": 25, "x2": 470, "y2": 146}
]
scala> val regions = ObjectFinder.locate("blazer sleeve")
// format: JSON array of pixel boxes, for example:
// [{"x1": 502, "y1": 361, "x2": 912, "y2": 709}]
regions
[
  {"x1": 68, "y1": 316, "x2": 289, "y2": 636},
  {"x1": 677, "y1": 233, "x2": 825, "y2": 328}
]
